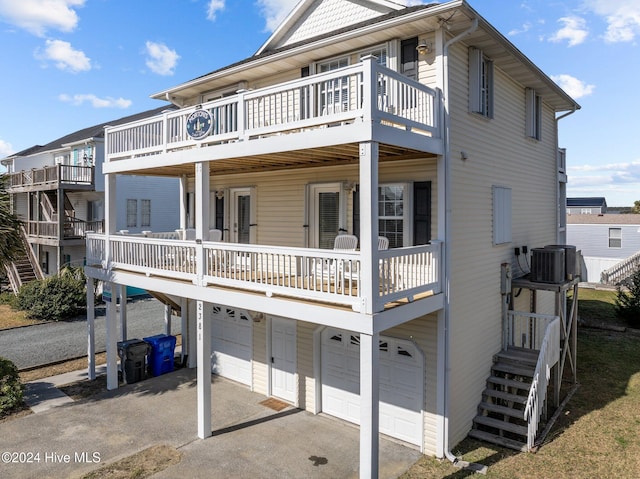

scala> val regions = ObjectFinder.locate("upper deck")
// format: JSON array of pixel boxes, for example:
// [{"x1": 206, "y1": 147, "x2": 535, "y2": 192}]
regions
[{"x1": 104, "y1": 59, "x2": 443, "y2": 176}]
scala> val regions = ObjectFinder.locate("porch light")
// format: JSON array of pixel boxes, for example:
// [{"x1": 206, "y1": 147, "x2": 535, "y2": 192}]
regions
[
  {"x1": 215, "y1": 190, "x2": 224, "y2": 199},
  {"x1": 83, "y1": 154, "x2": 94, "y2": 166},
  {"x1": 416, "y1": 40, "x2": 432, "y2": 55}
]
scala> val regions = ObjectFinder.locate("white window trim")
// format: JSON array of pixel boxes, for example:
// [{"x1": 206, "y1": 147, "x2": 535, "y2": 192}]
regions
[
  {"x1": 469, "y1": 47, "x2": 494, "y2": 118},
  {"x1": 526, "y1": 88, "x2": 542, "y2": 140},
  {"x1": 379, "y1": 182, "x2": 412, "y2": 247},
  {"x1": 609, "y1": 227, "x2": 622, "y2": 248}
]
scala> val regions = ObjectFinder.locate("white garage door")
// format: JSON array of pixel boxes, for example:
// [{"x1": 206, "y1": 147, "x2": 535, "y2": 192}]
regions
[
  {"x1": 211, "y1": 306, "x2": 252, "y2": 386},
  {"x1": 321, "y1": 328, "x2": 424, "y2": 447}
]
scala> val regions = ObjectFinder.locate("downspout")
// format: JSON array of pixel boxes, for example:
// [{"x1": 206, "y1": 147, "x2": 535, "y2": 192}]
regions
[
  {"x1": 439, "y1": 17, "x2": 488, "y2": 473},
  {"x1": 555, "y1": 107, "x2": 577, "y2": 244}
]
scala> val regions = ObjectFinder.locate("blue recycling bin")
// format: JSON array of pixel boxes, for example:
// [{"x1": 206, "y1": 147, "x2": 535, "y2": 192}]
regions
[{"x1": 143, "y1": 334, "x2": 176, "y2": 377}]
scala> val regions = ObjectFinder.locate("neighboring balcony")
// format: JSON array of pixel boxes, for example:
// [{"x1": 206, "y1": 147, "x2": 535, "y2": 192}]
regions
[
  {"x1": 8, "y1": 165, "x2": 95, "y2": 192},
  {"x1": 27, "y1": 218, "x2": 105, "y2": 240},
  {"x1": 105, "y1": 58, "x2": 442, "y2": 170},
  {"x1": 86, "y1": 234, "x2": 442, "y2": 313}
]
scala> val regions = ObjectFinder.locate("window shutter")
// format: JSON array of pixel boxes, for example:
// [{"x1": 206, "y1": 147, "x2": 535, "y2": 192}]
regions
[
  {"x1": 493, "y1": 186, "x2": 512, "y2": 245},
  {"x1": 400, "y1": 38, "x2": 418, "y2": 80},
  {"x1": 352, "y1": 186, "x2": 360, "y2": 240},
  {"x1": 215, "y1": 196, "x2": 224, "y2": 239},
  {"x1": 413, "y1": 181, "x2": 431, "y2": 245},
  {"x1": 469, "y1": 47, "x2": 482, "y2": 113}
]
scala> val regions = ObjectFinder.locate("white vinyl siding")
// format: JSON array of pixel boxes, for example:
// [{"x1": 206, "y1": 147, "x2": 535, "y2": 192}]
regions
[
  {"x1": 493, "y1": 186, "x2": 512, "y2": 245},
  {"x1": 525, "y1": 88, "x2": 542, "y2": 140}
]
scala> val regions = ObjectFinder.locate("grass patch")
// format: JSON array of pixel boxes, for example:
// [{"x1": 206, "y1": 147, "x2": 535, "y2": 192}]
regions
[
  {"x1": 81, "y1": 445, "x2": 182, "y2": 479},
  {"x1": 0, "y1": 304, "x2": 46, "y2": 329},
  {"x1": 570, "y1": 287, "x2": 624, "y2": 327},
  {"x1": 401, "y1": 329, "x2": 640, "y2": 479}
]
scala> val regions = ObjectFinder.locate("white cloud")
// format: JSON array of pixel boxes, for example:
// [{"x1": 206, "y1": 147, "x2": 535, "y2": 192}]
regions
[
  {"x1": 58, "y1": 93, "x2": 131, "y2": 109},
  {"x1": 256, "y1": 0, "x2": 298, "y2": 32},
  {"x1": 549, "y1": 16, "x2": 588, "y2": 46},
  {"x1": 584, "y1": 0, "x2": 640, "y2": 43},
  {"x1": 0, "y1": 0, "x2": 84, "y2": 37},
  {"x1": 145, "y1": 41, "x2": 180, "y2": 76},
  {"x1": 508, "y1": 22, "x2": 532, "y2": 36},
  {"x1": 206, "y1": 0, "x2": 225, "y2": 21},
  {"x1": 550, "y1": 74, "x2": 595, "y2": 99},
  {"x1": 570, "y1": 160, "x2": 640, "y2": 184},
  {"x1": 0, "y1": 139, "x2": 14, "y2": 157},
  {"x1": 36, "y1": 39, "x2": 91, "y2": 73}
]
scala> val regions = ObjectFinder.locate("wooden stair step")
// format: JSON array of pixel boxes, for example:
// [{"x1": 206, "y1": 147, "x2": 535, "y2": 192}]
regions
[
  {"x1": 487, "y1": 375, "x2": 532, "y2": 391},
  {"x1": 473, "y1": 415, "x2": 528, "y2": 437},
  {"x1": 478, "y1": 401, "x2": 525, "y2": 419},
  {"x1": 468, "y1": 429, "x2": 528, "y2": 452},
  {"x1": 496, "y1": 349, "x2": 538, "y2": 366},
  {"x1": 492, "y1": 361, "x2": 535, "y2": 377},
  {"x1": 483, "y1": 388, "x2": 528, "y2": 404}
]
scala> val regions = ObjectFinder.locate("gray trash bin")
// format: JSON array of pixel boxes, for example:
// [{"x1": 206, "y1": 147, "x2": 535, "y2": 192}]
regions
[{"x1": 117, "y1": 339, "x2": 150, "y2": 384}]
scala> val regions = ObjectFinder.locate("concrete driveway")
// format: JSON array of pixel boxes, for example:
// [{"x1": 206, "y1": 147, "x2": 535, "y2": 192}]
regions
[{"x1": 0, "y1": 369, "x2": 421, "y2": 478}]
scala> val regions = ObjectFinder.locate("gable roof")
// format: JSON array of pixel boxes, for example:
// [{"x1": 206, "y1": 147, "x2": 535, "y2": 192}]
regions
[
  {"x1": 567, "y1": 197, "x2": 607, "y2": 208},
  {"x1": 567, "y1": 214, "x2": 640, "y2": 225},
  {"x1": 1, "y1": 104, "x2": 175, "y2": 162},
  {"x1": 151, "y1": 0, "x2": 579, "y2": 113},
  {"x1": 256, "y1": 0, "x2": 406, "y2": 55}
]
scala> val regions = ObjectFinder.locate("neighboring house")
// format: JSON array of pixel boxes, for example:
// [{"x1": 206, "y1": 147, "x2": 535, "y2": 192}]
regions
[
  {"x1": 1, "y1": 106, "x2": 180, "y2": 291},
  {"x1": 567, "y1": 197, "x2": 608, "y2": 215},
  {"x1": 567, "y1": 214, "x2": 640, "y2": 284},
  {"x1": 84, "y1": 1, "x2": 580, "y2": 476}
]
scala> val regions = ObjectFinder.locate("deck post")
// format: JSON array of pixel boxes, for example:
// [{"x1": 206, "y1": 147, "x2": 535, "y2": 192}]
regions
[
  {"x1": 86, "y1": 277, "x2": 95, "y2": 381},
  {"x1": 105, "y1": 282, "x2": 118, "y2": 390},
  {"x1": 195, "y1": 162, "x2": 210, "y2": 287},
  {"x1": 196, "y1": 299, "x2": 212, "y2": 438},
  {"x1": 358, "y1": 141, "x2": 379, "y2": 314},
  {"x1": 119, "y1": 284, "x2": 127, "y2": 342},
  {"x1": 164, "y1": 304, "x2": 172, "y2": 336},
  {"x1": 359, "y1": 332, "x2": 380, "y2": 479}
]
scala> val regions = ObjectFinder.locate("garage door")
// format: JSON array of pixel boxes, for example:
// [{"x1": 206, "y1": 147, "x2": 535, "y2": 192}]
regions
[
  {"x1": 321, "y1": 328, "x2": 424, "y2": 447},
  {"x1": 211, "y1": 306, "x2": 252, "y2": 386}
]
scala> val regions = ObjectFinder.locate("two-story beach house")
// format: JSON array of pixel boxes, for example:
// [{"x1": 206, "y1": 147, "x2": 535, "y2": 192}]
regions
[
  {"x1": 83, "y1": 1, "x2": 580, "y2": 476},
  {"x1": 1, "y1": 106, "x2": 180, "y2": 291}
]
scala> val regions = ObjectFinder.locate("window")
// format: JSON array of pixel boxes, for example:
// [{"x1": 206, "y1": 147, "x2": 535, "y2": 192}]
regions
[
  {"x1": 609, "y1": 228, "x2": 622, "y2": 248},
  {"x1": 493, "y1": 186, "x2": 512, "y2": 245},
  {"x1": 378, "y1": 185, "x2": 406, "y2": 249},
  {"x1": 526, "y1": 88, "x2": 542, "y2": 140},
  {"x1": 469, "y1": 47, "x2": 494, "y2": 118},
  {"x1": 126, "y1": 199, "x2": 137, "y2": 228},
  {"x1": 581, "y1": 208, "x2": 592, "y2": 214},
  {"x1": 318, "y1": 57, "x2": 349, "y2": 114},
  {"x1": 141, "y1": 199, "x2": 151, "y2": 227}
]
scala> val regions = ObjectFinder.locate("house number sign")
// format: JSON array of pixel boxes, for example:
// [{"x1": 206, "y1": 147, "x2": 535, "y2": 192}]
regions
[{"x1": 186, "y1": 108, "x2": 213, "y2": 140}]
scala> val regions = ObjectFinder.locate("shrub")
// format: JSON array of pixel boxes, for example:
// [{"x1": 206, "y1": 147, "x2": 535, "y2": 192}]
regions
[
  {"x1": 0, "y1": 290, "x2": 16, "y2": 307},
  {"x1": 615, "y1": 269, "x2": 640, "y2": 327},
  {"x1": 0, "y1": 356, "x2": 23, "y2": 416},
  {"x1": 16, "y1": 267, "x2": 86, "y2": 321}
]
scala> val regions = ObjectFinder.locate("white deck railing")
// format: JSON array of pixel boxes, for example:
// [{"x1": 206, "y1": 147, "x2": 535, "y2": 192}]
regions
[
  {"x1": 86, "y1": 234, "x2": 441, "y2": 312},
  {"x1": 507, "y1": 312, "x2": 560, "y2": 450},
  {"x1": 601, "y1": 250, "x2": 640, "y2": 285},
  {"x1": 8, "y1": 164, "x2": 94, "y2": 189},
  {"x1": 106, "y1": 58, "x2": 440, "y2": 161}
]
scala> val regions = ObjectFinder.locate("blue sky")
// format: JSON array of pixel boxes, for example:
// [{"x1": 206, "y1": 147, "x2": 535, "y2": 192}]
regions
[{"x1": 0, "y1": 0, "x2": 639, "y2": 206}]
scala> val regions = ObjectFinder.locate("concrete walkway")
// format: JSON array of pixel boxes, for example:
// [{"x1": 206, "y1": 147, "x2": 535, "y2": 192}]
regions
[{"x1": 3, "y1": 368, "x2": 421, "y2": 479}]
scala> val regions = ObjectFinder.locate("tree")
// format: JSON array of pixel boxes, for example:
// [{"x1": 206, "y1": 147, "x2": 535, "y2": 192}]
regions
[
  {"x1": 632, "y1": 200, "x2": 640, "y2": 215},
  {"x1": 0, "y1": 174, "x2": 23, "y2": 269},
  {"x1": 615, "y1": 269, "x2": 640, "y2": 327}
]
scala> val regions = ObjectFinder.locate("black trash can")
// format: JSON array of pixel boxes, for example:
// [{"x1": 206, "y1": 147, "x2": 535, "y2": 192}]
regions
[{"x1": 117, "y1": 339, "x2": 150, "y2": 384}]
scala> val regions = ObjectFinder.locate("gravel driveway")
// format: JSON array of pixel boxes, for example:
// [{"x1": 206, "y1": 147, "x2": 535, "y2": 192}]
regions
[{"x1": 0, "y1": 297, "x2": 182, "y2": 369}]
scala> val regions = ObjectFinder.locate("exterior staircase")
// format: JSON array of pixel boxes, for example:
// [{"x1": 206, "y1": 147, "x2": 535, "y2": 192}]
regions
[
  {"x1": 4, "y1": 226, "x2": 44, "y2": 294},
  {"x1": 600, "y1": 250, "x2": 640, "y2": 286},
  {"x1": 468, "y1": 346, "x2": 539, "y2": 451}
]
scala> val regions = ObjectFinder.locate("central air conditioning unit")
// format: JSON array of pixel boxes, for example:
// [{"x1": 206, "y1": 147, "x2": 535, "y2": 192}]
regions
[
  {"x1": 545, "y1": 244, "x2": 578, "y2": 280},
  {"x1": 531, "y1": 247, "x2": 565, "y2": 283}
]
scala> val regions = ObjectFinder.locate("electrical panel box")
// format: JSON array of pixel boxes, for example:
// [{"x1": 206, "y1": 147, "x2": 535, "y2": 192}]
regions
[
  {"x1": 545, "y1": 244, "x2": 577, "y2": 280},
  {"x1": 531, "y1": 247, "x2": 565, "y2": 283}
]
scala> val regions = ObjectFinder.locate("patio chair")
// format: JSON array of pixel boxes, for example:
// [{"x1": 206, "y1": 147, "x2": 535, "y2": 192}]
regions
[
  {"x1": 333, "y1": 234, "x2": 358, "y2": 251},
  {"x1": 378, "y1": 236, "x2": 389, "y2": 250},
  {"x1": 208, "y1": 229, "x2": 223, "y2": 242}
]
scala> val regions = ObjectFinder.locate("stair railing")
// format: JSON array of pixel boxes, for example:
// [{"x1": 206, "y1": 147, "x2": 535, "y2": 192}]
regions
[
  {"x1": 4, "y1": 263, "x2": 21, "y2": 294},
  {"x1": 19, "y1": 225, "x2": 44, "y2": 280},
  {"x1": 601, "y1": 250, "x2": 640, "y2": 285},
  {"x1": 523, "y1": 316, "x2": 560, "y2": 450}
]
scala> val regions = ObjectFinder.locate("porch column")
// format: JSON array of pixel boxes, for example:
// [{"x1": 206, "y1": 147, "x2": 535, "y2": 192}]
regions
[
  {"x1": 196, "y1": 300, "x2": 212, "y2": 438},
  {"x1": 57, "y1": 187, "x2": 64, "y2": 269},
  {"x1": 164, "y1": 304, "x2": 172, "y2": 336},
  {"x1": 86, "y1": 277, "x2": 96, "y2": 380},
  {"x1": 188, "y1": 299, "x2": 198, "y2": 368},
  {"x1": 195, "y1": 162, "x2": 210, "y2": 286},
  {"x1": 358, "y1": 141, "x2": 379, "y2": 314},
  {"x1": 119, "y1": 284, "x2": 127, "y2": 342},
  {"x1": 105, "y1": 282, "x2": 118, "y2": 390},
  {"x1": 359, "y1": 332, "x2": 380, "y2": 479},
  {"x1": 104, "y1": 174, "x2": 116, "y2": 267}
]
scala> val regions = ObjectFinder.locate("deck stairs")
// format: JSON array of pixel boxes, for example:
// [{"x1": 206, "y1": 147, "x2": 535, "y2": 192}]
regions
[
  {"x1": 468, "y1": 346, "x2": 540, "y2": 451},
  {"x1": 600, "y1": 250, "x2": 640, "y2": 286},
  {"x1": 147, "y1": 291, "x2": 181, "y2": 316},
  {"x1": 4, "y1": 227, "x2": 44, "y2": 294}
]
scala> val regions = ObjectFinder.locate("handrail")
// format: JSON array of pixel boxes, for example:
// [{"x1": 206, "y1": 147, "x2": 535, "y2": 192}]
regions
[
  {"x1": 20, "y1": 225, "x2": 44, "y2": 280},
  {"x1": 523, "y1": 316, "x2": 560, "y2": 450},
  {"x1": 601, "y1": 250, "x2": 640, "y2": 285},
  {"x1": 7, "y1": 164, "x2": 94, "y2": 189}
]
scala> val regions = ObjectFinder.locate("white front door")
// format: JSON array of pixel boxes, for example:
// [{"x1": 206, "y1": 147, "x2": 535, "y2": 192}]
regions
[
  {"x1": 270, "y1": 317, "x2": 297, "y2": 403},
  {"x1": 230, "y1": 188, "x2": 251, "y2": 244},
  {"x1": 309, "y1": 183, "x2": 344, "y2": 249}
]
